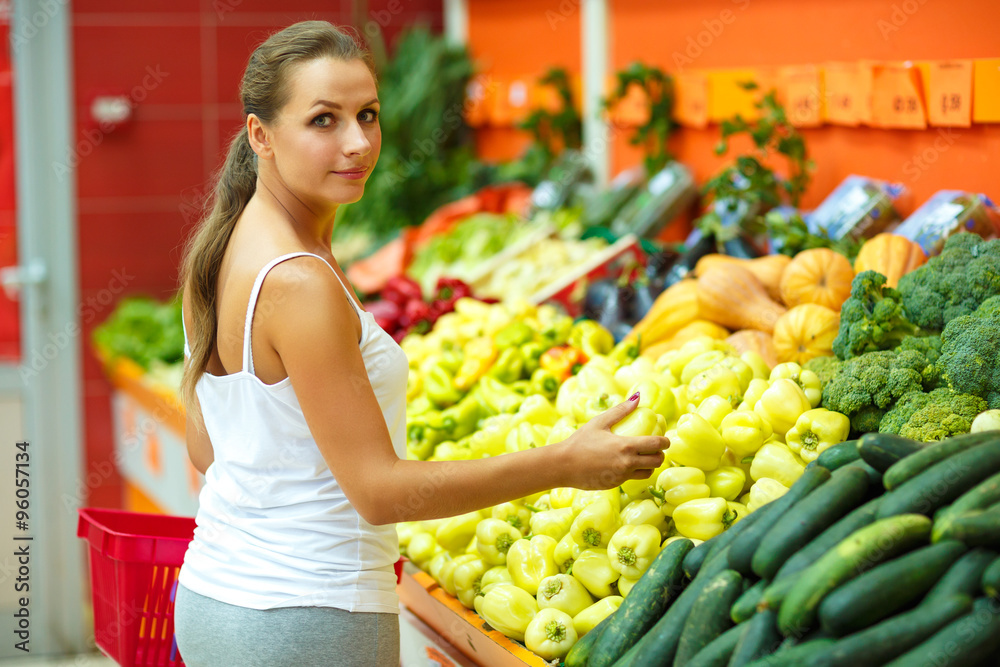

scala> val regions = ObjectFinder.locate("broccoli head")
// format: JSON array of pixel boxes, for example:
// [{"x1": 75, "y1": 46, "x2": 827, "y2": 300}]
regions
[
  {"x1": 832, "y1": 270, "x2": 919, "y2": 360},
  {"x1": 879, "y1": 387, "x2": 987, "y2": 441},
  {"x1": 821, "y1": 349, "x2": 925, "y2": 436},
  {"x1": 939, "y1": 295, "x2": 1000, "y2": 409},
  {"x1": 803, "y1": 355, "x2": 841, "y2": 387},
  {"x1": 895, "y1": 334, "x2": 945, "y2": 390},
  {"x1": 897, "y1": 232, "x2": 1000, "y2": 332}
]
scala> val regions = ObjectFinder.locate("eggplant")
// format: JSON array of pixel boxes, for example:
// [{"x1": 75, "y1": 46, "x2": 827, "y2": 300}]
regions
[
  {"x1": 582, "y1": 279, "x2": 618, "y2": 322},
  {"x1": 662, "y1": 232, "x2": 717, "y2": 287},
  {"x1": 596, "y1": 283, "x2": 634, "y2": 334}
]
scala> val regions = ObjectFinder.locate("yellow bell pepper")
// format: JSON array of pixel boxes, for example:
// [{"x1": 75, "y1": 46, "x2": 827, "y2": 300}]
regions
[
  {"x1": 576, "y1": 362, "x2": 619, "y2": 395},
  {"x1": 396, "y1": 521, "x2": 420, "y2": 549},
  {"x1": 576, "y1": 392, "x2": 625, "y2": 424},
  {"x1": 754, "y1": 378, "x2": 812, "y2": 437},
  {"x1": 536, "y1": 573, "x2": 594, "y2": 617},
  {"x1": 670, "y1": 338, "x2": 729, "y2": 379},
  {"x1": 706, "y1": 466, "x2": 747, "y2": 501},
  {"x1": 672, "y1": 497, "x2": 748, "y2": 541},
  {"x1": 474, "y1": 583, "x2": 539, "y2": 642},
  {"x1": 688, "y1": 366, "x2": 743, "y2": 410},
  {"x1": 770, "y1": 362, "x2": 823, "y2": 408},
  {"x1": 505, "y1": 422, "x2": 552, "y2": 454},
  {"x1": 695, "y1": 394, "x2": 735, "y2": 430},
  {"x1": 654, "y1": 349, "x2": 681, "y2": 375},
  {"x1": 742, "y1": 350, "x2": 771, "y2": 380},
  {"x1": 572, "y1": 488, "x2": 621, "y2": 515},
  {"x1": 663, "y1": 535, "x2": 702, "y2": 548},
  {"x1": 573, "y1": 596, "x2": 624, "y2": 637},
  {"x1": 613, "y1": 357, "x2": 659, "y2": 393},
  {"x1": 569, "y1": 320, "x2": 616, "y2": 360},
  {"x1": 620, "y1": 456, "x2": 670, "y2": 503},
  {"x1": 747, "y1": 478, "x2": 789, "y2": 513},
  {"x1": 571, "y1": 548, "x2": 621, "y2": 598},
  {"x1": 476, "y1": 518, "x2": 524, "y2": 566},
  {"x1": 749, "y1": 442, "x2": 806, "y2": 487},
  {"x1": 626, "y1": 377, "x2": 679, "y2": 425},
  {"x1": 435, "y1": 511, "x2": 483, "y2": 553},
  {"x1": 652, "y1": 466, "x2": 712, "y2": 516},
  {"x1": 405, "y1": 531, "x2": 438, "y2": 567},
  {"x1": 668, "y1": 413, "x2": 727, "y2": 471},
  {"x1": 555, "y1": 375, "x2": 581, "y2": 416},
  {"x1": 428, "y1": 551, "x2": 452, "y2": 585},
  {"x1": 525, "y1": 608, "x2": 578, "y2": 661},
  {"x1": 555, "y1": 533, "x2": 583, "y2": 573},
  {"x1": 719, "y1": 356, "x2": 754, "y2": 393},
  {"x1": 617, "y1": 575, "x2": 639, "y2": 597},
  {"x1": 453, "y1": 336, "x2": 498, "y2": 390},
  {"x1": 440, "y1": 553, "x2": 480, "y2": 597},
  {"x1": 506, "y1": 535, "x2": 559, "y2": 596},
  {"x1": 453, "y1": 556, "x2": 488, "y2": 609},
  {"x1": 530, "y1": 507, "x2": 576, "y2": 541},
  {"x1": 492, "y1": 501, "x2": 533, "y2": 536},
  {"x1": 550, "y1": 487, "x2": 578, "y2": 510},
  {"x1": 514, "y1": 394, "x2": 562, "y2": 427},
  {"x1": 620, "y1": 499, "x2": 668, "y2": 534},
  {"x1": 545, "y1": 416, "x2": 578, "y2": 446},
  {"x1": 611, "y1": 405, "x2": 667, "y2": 438},
  {"x1": 737, "y1": 378, "x2": 771, "y2": 411},
  {"x1": 607, "y1": 524, "x2": 663, "y2": 579},
  {"x1": 720, "y1": 448, "x2": 755, "y2": 494},
  {"x1": 479, "y1": 565, "x2": 513, "y2": 596},
  {"x1": 570, "y1": 497, "x2": 623, "y2": 549},
  {"x1": 785, "y1": 408, "x2": 852, "y2": 463},
  {"x1": 720, "y1": 410, "x2": 774, "y2": 459}
]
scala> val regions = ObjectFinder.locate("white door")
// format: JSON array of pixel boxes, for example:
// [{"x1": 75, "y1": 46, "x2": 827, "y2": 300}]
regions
[{"x1": 0, "y1": 0, "x2": 87, "y2": 657}]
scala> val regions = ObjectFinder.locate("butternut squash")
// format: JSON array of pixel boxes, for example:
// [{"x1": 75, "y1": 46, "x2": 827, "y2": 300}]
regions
[
  {"x1": 772, "y1": 303, "x2": 841, "y2": 364},
  {"x1": 694, "y1": 253, "x2": 791, "y2": 302},
  {"x1": 779, "y1": 248, "x2": 854, "y2": 311},
  {"x1": 628, "y1": 279, "x2": 701, "y2": 350},
  {"x1": 640, "y1": 320, "x2": 730, "y2": 358},
  {"x1": 696, "y1": 264, "x2": 787, "y2": 334},
  {"x1": 853, "y1": 233, "x2": 927, "y2": 288},
  {"x1": 725, "y1": 329, "x2": 779, "y2": 369}
]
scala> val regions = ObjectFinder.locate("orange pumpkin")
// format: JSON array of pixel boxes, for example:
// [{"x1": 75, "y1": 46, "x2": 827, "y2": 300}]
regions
[
  {"x1": 853, "y1": 233, "x2": 927, "y2": 288},
  {"x1": 779, "y1": 248, "x2": 855, "y2": 311},
  {"x1": 772, "y1": 303, "x2": 841, "y2": 364}
]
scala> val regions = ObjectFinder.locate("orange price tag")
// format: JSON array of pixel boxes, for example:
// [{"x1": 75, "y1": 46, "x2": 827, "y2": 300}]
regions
[
  {"x1": 821, "y1": 63, "x2": 859, "y2": 126},
  {"x1": 674, "y1": 70, "x2": 709, "y2": 128},
  {"x1": 871, "y1": 63, "x2": 927, "y2": 129},
  {"x1": 781, "y1": 65, "x2": 823, "y2": 127},
  {"x1": 707, "y1": 68, "x2": 760, "y2": 122},
  {"x1": 972, "y1": 58, "x2": 1000, "y2": 123},
  {"x1": 927, "y1": 61, "x2": 972, "y2": 127}
]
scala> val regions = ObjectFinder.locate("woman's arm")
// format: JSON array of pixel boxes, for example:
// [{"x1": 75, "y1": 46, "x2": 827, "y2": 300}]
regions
[
  {"x1": 182, "y1": 292, "x2": 214, "y2": 474},
  {"x1": 269, "y1": 258, "x2": 666, "y2": 526}
]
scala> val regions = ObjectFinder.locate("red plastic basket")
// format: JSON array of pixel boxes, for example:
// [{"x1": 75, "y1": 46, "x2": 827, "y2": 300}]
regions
[{"x1": 77, "y1": 508, "x2": 195, "y2": 667}]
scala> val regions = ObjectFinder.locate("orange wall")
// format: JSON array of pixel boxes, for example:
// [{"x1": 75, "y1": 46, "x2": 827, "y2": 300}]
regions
[{"x1": 469, "y1": 0, "x2": 1000, "y2": 214}]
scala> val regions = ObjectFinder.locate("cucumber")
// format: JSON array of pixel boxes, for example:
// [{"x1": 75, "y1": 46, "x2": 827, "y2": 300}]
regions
[
  {"x1": 815, "y1": 439, "x2": 860, "y2": 471},
  {"x1": 932, "y1": 471, "x2": 1000, "y2": 541},
  {"x1": 616, "y1": 546, "x2": 733, "y2": 667},
  {"x1": 751, "y1": 466, "x2": 870, "y2": 580},
  {"x1": 675, "y1": 569, "x2": 744, "y2": 666},
  {"x1": 982, "y1": 556, "x2": 1000, "y2": 598},
  {"x1": 883, "y1": 431, "x2": 999, "y2": 490},
  {"x1": 773, "y1": 496, "x2": 883, "y2": 581},
  {"x1": 877, "y1": 439, "x2": 1000, "y2": 519},
  {"x1": 727, "y1": 466, "x2": 831, "y2": 575},
  {"x1": 588, "y1": 538, "x2": 694, "y2": 667},
  {"x1": 846, "y1": 459, "x2": 883, "y2": 488},
  {"x1": 701, "y1": 501, "x2": 776, "y2": 572},
  {"x1": 857, "y1": 432, "x2": 925, "y2": 473},
  {"x1": 806, "y1": 594, "x2": 973, "y2": 667},
  {"x1": 731, "y1": 579, "x2": 767, "y2": 623},
  {"x1": 883, "y1": 597, "x2": 1000, "y2": 667},
  {"x1": 756, "y1": 575, "x2": 798, "y2": 614},
  {"x1": 685, "y1": 622, "x2": 745, "y2": 667},
  {"x1": 816, "y1": 540, "x2": 967, "y2": 636},
  {"x1": 932, "y1": 505, "x2": 1000, "y2": 547},
  {"x1": 728, "y1": 608, "x2": 783, "y2": 667},
  {"x1": 777, "y1": 514, "x2": 932, "y2": 637},
  {"x1": 683, "y1": 538, "x2": 716, "y2": 580},
  {"x1": 921, "y1": 548, "x2": 998, "y2": 608},
  {"x1": 565, "y1": 607, "x2": 614, "y2": 667},
  {"x1": 743, "y1": 639, "x2": 836, "y2": 666}
]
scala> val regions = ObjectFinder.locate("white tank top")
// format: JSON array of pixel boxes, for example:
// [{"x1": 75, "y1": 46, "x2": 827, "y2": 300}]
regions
[{"x1": 177, "y1": 252, "x2": 409, "y2": 614}]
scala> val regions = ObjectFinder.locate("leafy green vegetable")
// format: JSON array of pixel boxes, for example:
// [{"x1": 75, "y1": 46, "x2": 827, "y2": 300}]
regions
[{"x1": 92, "y1": 295, "x2": 183, "y2": 370}]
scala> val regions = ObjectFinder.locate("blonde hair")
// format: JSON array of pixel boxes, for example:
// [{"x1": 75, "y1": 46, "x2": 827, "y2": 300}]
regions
[{"x1": 179, "y1": 21, "x2": 374, "y2": 419}]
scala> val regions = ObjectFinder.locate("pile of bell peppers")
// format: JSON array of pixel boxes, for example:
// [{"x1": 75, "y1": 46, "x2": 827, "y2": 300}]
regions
[{"x1": 398, "y1": 329, "x2": 853, "y2": 660}]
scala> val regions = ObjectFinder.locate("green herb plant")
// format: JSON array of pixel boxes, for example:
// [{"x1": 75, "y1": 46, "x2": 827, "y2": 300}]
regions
[{"x1": 602, "y1": 62, "x2": 676, "y2": 176}]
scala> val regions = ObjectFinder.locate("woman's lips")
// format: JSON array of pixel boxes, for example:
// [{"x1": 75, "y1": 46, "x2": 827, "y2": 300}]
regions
[{"x1": 333, "y1": 168, "x2": 368, "y2": 180}]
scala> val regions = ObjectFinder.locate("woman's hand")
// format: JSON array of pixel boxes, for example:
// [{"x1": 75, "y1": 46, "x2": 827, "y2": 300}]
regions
[{"x1": 558, "y1": 394, "x2": 669, "y2": 491}]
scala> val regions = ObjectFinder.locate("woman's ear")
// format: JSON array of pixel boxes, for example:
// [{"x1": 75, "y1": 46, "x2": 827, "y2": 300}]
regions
[{"x1": 246, "y1": 113, "x2": 273, "y2": 160}]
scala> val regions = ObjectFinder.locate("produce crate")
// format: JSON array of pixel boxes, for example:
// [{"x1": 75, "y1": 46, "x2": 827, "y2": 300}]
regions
[{"x1": 397, "y1": 563, "x2": 548, "y2": 667}]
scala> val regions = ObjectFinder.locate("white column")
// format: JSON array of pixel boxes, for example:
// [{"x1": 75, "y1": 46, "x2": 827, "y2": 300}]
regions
[
  {"x1": 444, "y1": 0, "x2": 468, "y2": 46},
  {"x1": 582, "y1": 0, "x2": 611, "y2": 186}
]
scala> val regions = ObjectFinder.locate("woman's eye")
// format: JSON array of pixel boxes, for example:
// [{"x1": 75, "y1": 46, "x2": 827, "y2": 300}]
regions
[
  {"x1": 312, "y1": 114, "x2": 333, "y2": 127},
  {"x1": 360, "y1": 109, "x2": 379, "y2": 123}
]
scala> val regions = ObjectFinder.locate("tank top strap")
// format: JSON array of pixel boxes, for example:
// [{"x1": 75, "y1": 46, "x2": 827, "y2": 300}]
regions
[{"x1": 242, "y1": 252, "x2": 361, "y2": 374}]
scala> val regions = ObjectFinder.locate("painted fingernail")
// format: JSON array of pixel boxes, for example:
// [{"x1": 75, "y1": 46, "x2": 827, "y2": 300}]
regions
[{"x1": 628, "y1": 392, "x2": 640, "y2": 402}]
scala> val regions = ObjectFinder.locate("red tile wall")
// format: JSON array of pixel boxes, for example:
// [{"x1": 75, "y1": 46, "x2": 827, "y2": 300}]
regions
[{"x1": 74, "y1": 0, "x2": 442, "y2": 508}]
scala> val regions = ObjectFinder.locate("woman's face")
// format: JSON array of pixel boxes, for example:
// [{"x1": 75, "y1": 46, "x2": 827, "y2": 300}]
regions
[{"x1": 267, "y1": 57, "x2": 380, "y2": 208}]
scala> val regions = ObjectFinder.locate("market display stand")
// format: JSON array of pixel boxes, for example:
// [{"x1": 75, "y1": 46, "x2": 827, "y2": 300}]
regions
[{"x1": 95, "y1": 350, "x2": 542, "y2": 666}]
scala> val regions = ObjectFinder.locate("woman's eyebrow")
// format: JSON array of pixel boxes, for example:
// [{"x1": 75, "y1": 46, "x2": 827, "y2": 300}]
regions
[{"x1": 309, "y1": 98, "x2": 380, "y2": 109}]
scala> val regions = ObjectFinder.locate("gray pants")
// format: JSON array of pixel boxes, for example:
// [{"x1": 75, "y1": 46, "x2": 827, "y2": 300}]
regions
[{"x1": 174, "y1": 583, "x2": 400, "y2": 667}]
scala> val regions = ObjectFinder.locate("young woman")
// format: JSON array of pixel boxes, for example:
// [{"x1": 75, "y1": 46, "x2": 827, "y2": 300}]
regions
[{"x1": 172, "y1": 20, "x2": 668, "y2": 666}]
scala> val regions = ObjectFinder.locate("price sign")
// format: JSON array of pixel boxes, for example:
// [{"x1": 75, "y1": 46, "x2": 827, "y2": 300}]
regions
[
  {"x1": 781, "y1": 65, "x2": 823, "y2": 127},
  {"x1": 871, "y1": 63, "x2": 927, "y2": 129},
  {"x1": 823, "y1": 62, "x2": 862, "y2": 126},
  {"x1": 972, "y1": 58, "x2": 1000, "y2": 123},
  {"x1": 674, "y1": 70, "x2": 708, "y2": 128},
  {"x1": 706, "y1": 68, "x2": 760, "y2": 122},
  {"x1": 927, "y1": 61, "x2": 972, "y2": 127}
]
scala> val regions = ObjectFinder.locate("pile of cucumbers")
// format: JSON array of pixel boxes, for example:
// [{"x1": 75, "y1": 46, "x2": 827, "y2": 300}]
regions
[{"x1": 565, "y1": 430, "x2": 1000, "y2": 667}]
